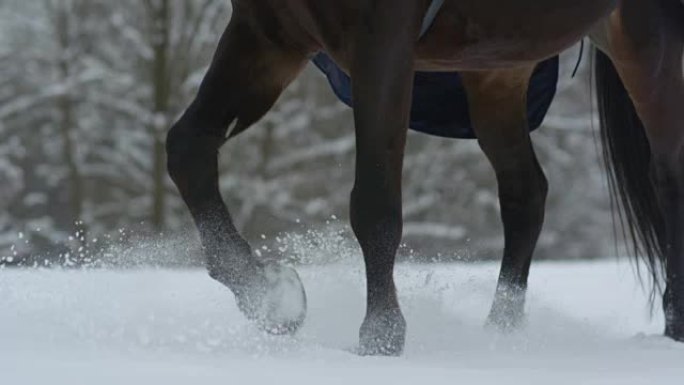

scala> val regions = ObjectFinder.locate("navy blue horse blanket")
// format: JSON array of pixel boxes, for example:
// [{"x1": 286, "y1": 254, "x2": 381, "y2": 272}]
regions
[{"x1": 312, "y1": 53, "x2": 559, "y2": 139}]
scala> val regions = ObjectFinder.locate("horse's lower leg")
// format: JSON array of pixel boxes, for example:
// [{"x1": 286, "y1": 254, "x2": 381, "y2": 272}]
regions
[
  {"x1": 351, "y1": 162, "x2": 406, "y2": 355},
  {"x1": 462, "y1": 67, "x2": 547, "y2": 330},
  {"x1": 604, "y1": 3, "x2": 684, "y2": 340},
  {"x1": 638, "y1": 104, "x2": 684, "y2": 341},
  {"x1": 630, "y1": 86, "x2": 684, "y2": 341},
  {"x1": 350, "y1": 0, "x2": 423, "y2": 356},
  {"x1": 655, "y1": 149, "x2": 684, "y2": 341},
  {"x1": 167, "y1": 17, "x2": 308, "y2": 334}
]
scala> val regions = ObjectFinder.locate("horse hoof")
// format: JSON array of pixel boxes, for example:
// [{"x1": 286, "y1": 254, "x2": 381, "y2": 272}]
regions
[
  {"x1": 358, "y1": 309, "x2": 406, "y2": 356},
  {"x1": 486, "y1": 287, "x2": 526, "y2": 332},
  {"x1": 665, "y1": 315, "x2": 684, "y2": 342},
  {"x1": 237, "y1": 262, "x2": 307, "y2": 335},
  {"x1": 486, "y1": 306, "x2": 526, "y2": 332},
  {"x1": 664, "y1": 286, "x2": 684, "y2": 342},
  {"x1": 666, "y1": 330, "x2": 684, "y2": 342}
]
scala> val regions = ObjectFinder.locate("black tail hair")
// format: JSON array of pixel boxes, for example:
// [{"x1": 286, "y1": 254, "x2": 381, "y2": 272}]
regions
[{"x1": 594, "y1": 49, "x2": 667, "y2": 299}]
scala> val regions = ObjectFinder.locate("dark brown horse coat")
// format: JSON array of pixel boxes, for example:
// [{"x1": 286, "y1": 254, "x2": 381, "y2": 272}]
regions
[{"x1": 167, "y1": 0, "x2": 684, "y2": 355}]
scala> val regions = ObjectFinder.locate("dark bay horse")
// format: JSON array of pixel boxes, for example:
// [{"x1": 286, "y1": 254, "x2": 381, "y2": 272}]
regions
[{"x1": 167, "y1": 0, "x2": 684, "y2": 355}]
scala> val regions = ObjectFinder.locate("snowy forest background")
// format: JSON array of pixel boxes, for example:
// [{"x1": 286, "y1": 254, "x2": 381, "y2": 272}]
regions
[{"x1": 0, "y1": 0, "x2": 615, "y2": 268}]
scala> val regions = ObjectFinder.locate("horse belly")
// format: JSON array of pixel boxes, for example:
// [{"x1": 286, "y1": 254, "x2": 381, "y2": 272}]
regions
[{"x1": 415, "y1": 0, "x2": 617, "y2": 70}]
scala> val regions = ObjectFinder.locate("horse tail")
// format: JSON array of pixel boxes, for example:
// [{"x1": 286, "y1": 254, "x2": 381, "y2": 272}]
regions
[{"x1": 594, "y1": 48, "x2": 666, "y2": 297}]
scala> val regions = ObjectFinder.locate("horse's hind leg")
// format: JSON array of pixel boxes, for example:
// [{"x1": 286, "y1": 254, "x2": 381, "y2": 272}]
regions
[
  {"x1": 461, "y1": 66, "x2": 548, "y2": 330},
  {"x1": 167, "y1": 16, "x2": 309, "y2": 334},
  {"x1": 596, "y1": 1, "x2": 684, "y2": 340}
]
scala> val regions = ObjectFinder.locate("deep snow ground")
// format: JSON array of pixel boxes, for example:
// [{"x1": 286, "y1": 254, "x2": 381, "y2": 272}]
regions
[{"x1": 2, "y1": 261, "x2": 683, "y2": 384}]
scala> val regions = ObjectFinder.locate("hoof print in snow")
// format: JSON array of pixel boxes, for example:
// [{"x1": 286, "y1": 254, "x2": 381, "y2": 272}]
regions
[
  {"x1": 236, "y1": 262, "x2": 307, "y2": 335},
  {"x1": 358, "y1": 310, "x2": 406, "y2": 356}
]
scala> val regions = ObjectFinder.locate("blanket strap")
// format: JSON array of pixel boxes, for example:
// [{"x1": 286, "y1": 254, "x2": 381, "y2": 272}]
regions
[{"x1": 420, "y1": 0, "x2": 445, "y2": 38}]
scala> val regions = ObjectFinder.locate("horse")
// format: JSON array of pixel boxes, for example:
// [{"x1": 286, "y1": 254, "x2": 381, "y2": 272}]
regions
[{"x1": 166, "y1": 0, "x2": 684, "y2": 356}]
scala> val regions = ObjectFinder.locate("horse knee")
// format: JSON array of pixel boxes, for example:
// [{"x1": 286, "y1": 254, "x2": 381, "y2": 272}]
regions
[
  {"x1": 349, "y1": 186, "x2": 403, "y2": 256},
  {"x1": 167, "y1": 112, "x2": 223, "y2": 188},
  {"x1": 166, "y1": 120, "x2": 191, "y2": 183}
]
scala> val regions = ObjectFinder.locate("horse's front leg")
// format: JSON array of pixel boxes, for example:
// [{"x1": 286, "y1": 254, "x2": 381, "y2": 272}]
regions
[
  {"x1": 167, "y1": 17, "x2": 309, "y2": 334},
  {"x1": 350, "y1": 0, "x2": 423, "y2": 356},
  {"x1": 461, "y1": 66, "x2": 547, "y2": 330}
]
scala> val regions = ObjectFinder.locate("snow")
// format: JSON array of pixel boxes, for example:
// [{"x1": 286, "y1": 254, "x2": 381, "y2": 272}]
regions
[{"x1": 2, "y1": 261, "x2": 683, "y2": 384}]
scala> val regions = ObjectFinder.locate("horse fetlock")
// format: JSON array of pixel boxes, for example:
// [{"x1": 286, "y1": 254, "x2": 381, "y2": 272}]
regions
[
  {"x1": 235, "y1": 261, "x2": 307, "y2": 336},
  {"x1": 359, "y1": 308, "x2": 406, "y2": 356},
  {"x1": 487, "y1": 285, "x2": 527, "y2": 331},
  {"x1": 204, "y1": 236, "x2": 255, "y2": 284},
  {"x1": 665, "y1": 320, "x2": 684, "y2": 342},
  {"x1": 665, "y1": 309, "x2": 684, "y2": 342},
  {"x1": 664, "y1": 282, "x2": 684, "y2": 342}
]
